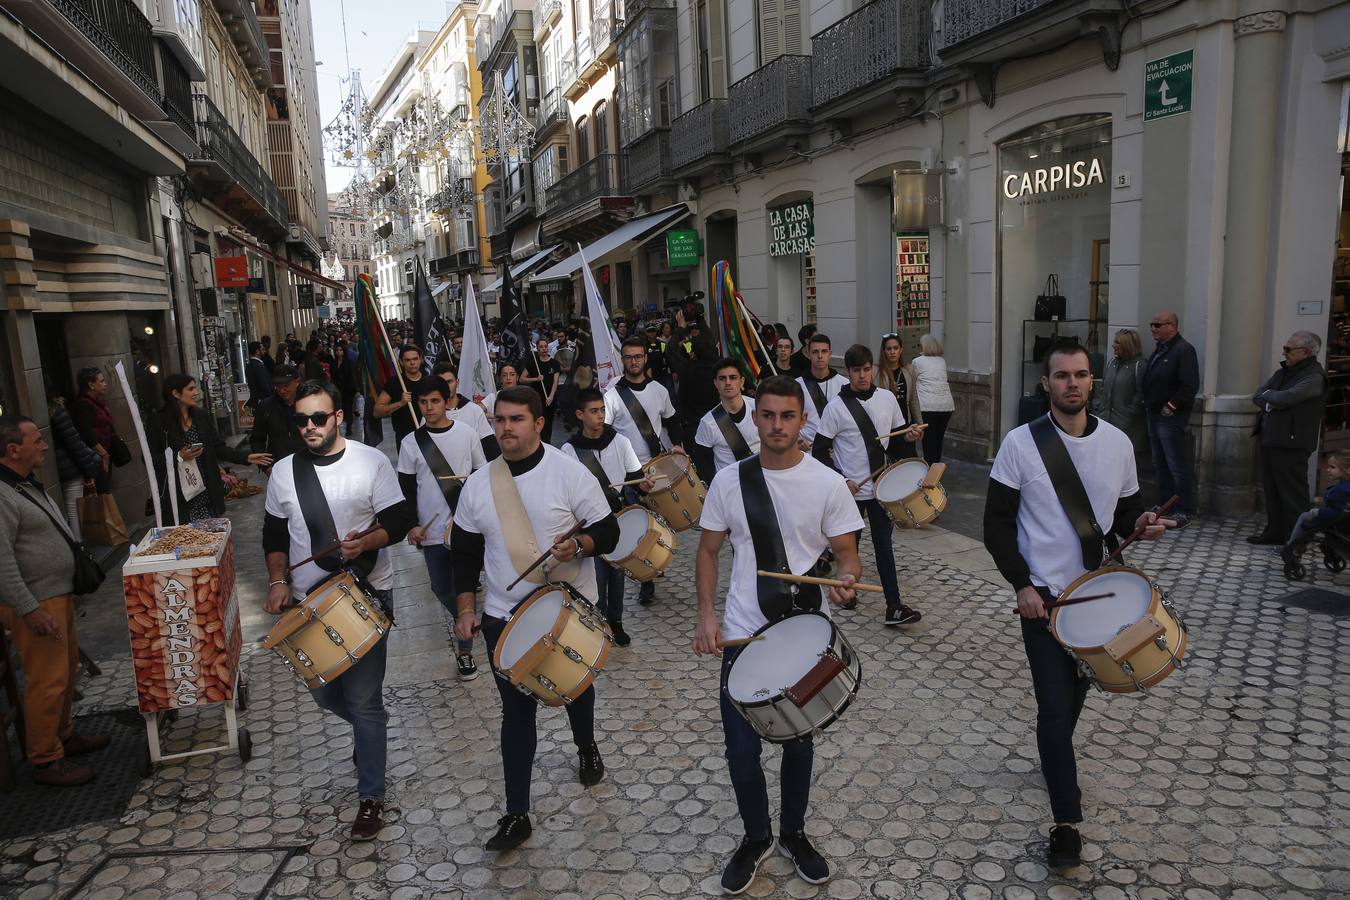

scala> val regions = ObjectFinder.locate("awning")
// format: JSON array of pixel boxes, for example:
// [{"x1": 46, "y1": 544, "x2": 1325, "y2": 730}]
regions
[
  {"x1": 486, "y1": 245, "x2": 560, "y2": 292},
  {"x1": 510, "y1": 222, "x2": 543, "y2": 261},
  {"x1": 530, "y1": 205, "x2": 691, "y2": 282}
]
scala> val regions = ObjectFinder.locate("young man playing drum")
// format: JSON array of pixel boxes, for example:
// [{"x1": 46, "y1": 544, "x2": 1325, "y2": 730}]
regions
[
  {"x1": 561, "y1": 387, "x2": 653, "y2": 648},
  {"x1": 450, "y1": 387, "x2": 621, "y2": 852},
  {"x1": 811, "y1": 344, "x2": 924, "y2": 625},
  {"x1": 262, "y1": 381, "x2": 415, "y2": 841},
  {"x1": 983, "y1": 342, "x2": 1174, "y2": 868},
  {"x1": 693, "y1": 376, "x2": 864, "y2": 895},
  {"x1": 795, "y1": 333, "x2": 847, "y2": 451},
  {"x1": 397, "y1": 378, "x2": 486, "y2": 681},
  {"x1": 692, "y1": 358, "x2": 760, "y2": 484}
]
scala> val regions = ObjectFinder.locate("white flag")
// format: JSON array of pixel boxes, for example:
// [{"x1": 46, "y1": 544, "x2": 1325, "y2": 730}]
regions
[
  {"x1": 578, "y1": 244, "x2": 620, "y2": 392},
  {"x1": 458, "y1": 278, "x2": 494, "y2": 400}
]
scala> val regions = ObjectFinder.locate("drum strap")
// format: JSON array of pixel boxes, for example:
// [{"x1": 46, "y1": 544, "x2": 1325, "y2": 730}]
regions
[
  {"x1": 291, "y1": 453, "x2": 377, "y2": 582},
  {"x1": 1028, "y1": 414, "x2": 1117, "y2": 570},
  {"x1": 802, "y1": 378, "x2": 828, "y2": 417},
  {"x1": 614, "y1": 380, "x2": 663, "y2": 459},
  {"x1": 838, "y1": 389, "x2": 886, "y2": 474},
  {"x1": 488, "y1": 456, "x2": 581, "y2": 587},
  {"x1": 413, "y1": 426, "x2": 463, "y2": 512},
  {"x1": 712, "y1": 403, "x2": 753, "y2": 462},
  {"x1": 738, "y1": 458, "x2": 823, "y2": 622}
]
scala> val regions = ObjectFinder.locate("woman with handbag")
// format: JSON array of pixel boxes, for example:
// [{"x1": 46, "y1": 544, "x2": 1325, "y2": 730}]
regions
[
  {"x1": 149, "y1": 374, "x2": 272, "y2": 524},
  {"x1": 45, "y1": 378, "x2": 101, "y2": 541},
  {"x1": 71, "y1": 367, "x2": 127, "y2": 494},
  {"x1": 1090, "y1": 328, "x2": 1147, "y2": 453},
  {"x1": 913, "y1": 334, "x2": 956, "y2": 465},
  {"x1": 877, "y1": 333, "x2": 923, "y2": 459}
]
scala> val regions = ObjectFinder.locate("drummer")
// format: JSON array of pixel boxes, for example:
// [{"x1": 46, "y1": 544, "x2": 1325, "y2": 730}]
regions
[
  {"x1": 983, "y1": 341, "x2": 1174, "y2": 869},
  {"x1": 433, "y1": 361, "x2": 500, "y2": 460},
  {"x1": 262, "y1": 381, "x2": 415, "y2": 842},
  {"x1": 560, "y1": 386, "x2": 654, "y2": 648},
  {"x1": 604, "y1": 336, "x2": 683, "y2": 606},
  {"x1": 450, "y1": 386, "x2": 620, "y2": 852},
  {"x1": 796, "y1": 333, "x2": 847, "y2": 451},
  {"x1": 693, "y1": 375, "x2": 864, "y2": 895},
  {"x1": 691, "y1": 358, "x2": 759, "y2": 484},
  {"x1": 396, "y1": 377, "x2": 486, "y2": 681},
  {"x1": 811, "y1": 344, "x2": 923, "y2": 625}
]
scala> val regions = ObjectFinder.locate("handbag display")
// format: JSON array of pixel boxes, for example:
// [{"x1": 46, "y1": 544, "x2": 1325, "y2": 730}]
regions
[
  {"x1": 12, "y1": 483, "x2": 107, "y2": 595},
  {"x1": 78, "y1": 491, "x2": 130, "y2": 547},
  {"x1": 1034, "y1": 275, "x2": 1066, "y2": 322}
]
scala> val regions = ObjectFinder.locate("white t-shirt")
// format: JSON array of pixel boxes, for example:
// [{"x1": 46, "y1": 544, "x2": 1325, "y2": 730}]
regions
[
  {"x1": 989, "y1": 418, "x2": 1139, "y2": 595},
  {"x1": 604, "y1": 379, "x2": 675, "y2": 463},
  {"x1": 560, "y1": 430, "x2": 642, "y2": 489},
  {"x1": 700, "y1": 455, "x2": 864, "y2": 640},
  {"x1": 448, "y1": 396, "x2": 495, "y2": 440},
  {"x1": 817, "y1": 388, "x2": 908, "y2": 501},
  {"x1": 397, "y1": 423, "x2": 486, "y2": 542},
  {"x1": 694, "y1": 398, "x2": 760, "y2": 473},
  {"x1": 797, "y1": 372, "x2": 848, "y2": 442},
  {"x1": 454, "y1": 445, "x2": 614, "y2": 619},
  {"x1": 264, "y1": 442, "x2": 405, "y2": 599}
]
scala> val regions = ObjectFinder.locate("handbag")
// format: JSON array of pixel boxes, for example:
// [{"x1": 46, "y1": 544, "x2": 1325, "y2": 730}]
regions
[
  {"x1": 1032, "y1": 333, "x2": 1080, "y2": 363},
  {"x1": 13, "y1": 483, "x2": 106, "y2": 595},
  {"x1": 1034, "y1": 275, "x2": 1066, "y2": 322},
  {"x1": 109, "y1": 434, "x2": 132, "y2": 467},
  {"x1": 177, "y1": 453, "x2": 206, "y2": 502},
  {"x1": 78, "y1": 491, "x2": 130, "y2": 547}
]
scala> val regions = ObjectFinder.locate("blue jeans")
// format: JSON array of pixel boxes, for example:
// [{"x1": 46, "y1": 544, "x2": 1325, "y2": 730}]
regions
[
  {"x1": 594, "y1": 557, "x2": 626, "y2": 624},
  {"x1": 856, "y1": 499, "x2": 902, "y2": 609},
  {"x1": 720, "y1": 648, "x2": 814, "y2": 840},
  {"x1": 311, "y1": 629, "x2": 389, "y2": 801},
  {"x1": 424, "y1": 544, "x2": 474, "y2": 655},
  {"x1": 1145, "y1": 410, "x2": 1195, "y2": 515}
]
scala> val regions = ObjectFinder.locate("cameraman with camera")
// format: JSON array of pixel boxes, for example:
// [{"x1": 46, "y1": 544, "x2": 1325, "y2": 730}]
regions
[{"x1": 664, "y1": 299, "x2": 721, "y2": 447}]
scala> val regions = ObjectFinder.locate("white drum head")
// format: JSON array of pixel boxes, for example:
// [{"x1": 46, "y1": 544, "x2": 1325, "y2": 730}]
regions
[
  {"x1": 611, "y1": 508, "x2": 650, "y2": 558},
  {"x1": 1055, "y1": 571, "x2": 1154, "y2": 648},
  {"x1": 726, "y1": 614, "x2": 833, "y2": 702},
  {"x1": 876, "y1": 460, "x2": 928, "y2": 503},
  {"x1": 646, "y1": 453, "x2": 689, "y2": 482},
  {"x1": 499, "y1": 590, "x2": 565, "y2": 668}
]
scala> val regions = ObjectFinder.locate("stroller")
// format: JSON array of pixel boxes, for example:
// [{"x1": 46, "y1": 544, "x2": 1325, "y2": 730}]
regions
[{"x1": 1281, "y1": 510, "x2": 1350, "y2": 581}]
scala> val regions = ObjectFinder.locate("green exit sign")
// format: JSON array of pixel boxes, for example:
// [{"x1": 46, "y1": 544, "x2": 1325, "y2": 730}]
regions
[
  {"x1": 666, "y1": 229, "x2": 701, "y2": 267},
  {"x1": 1145, "y1": 50, "x2": 1193, "y2": 122}
]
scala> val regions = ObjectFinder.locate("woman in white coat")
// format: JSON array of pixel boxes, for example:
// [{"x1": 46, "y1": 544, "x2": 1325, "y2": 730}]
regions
[{"x1": 913, "y1": 334, "x2": 955, "y2": 464}]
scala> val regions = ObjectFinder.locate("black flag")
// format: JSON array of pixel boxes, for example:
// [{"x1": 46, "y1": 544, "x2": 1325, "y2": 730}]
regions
[
  {"x1": 497, "y1": 261, "x2": 530, "y2": 369},
  {"x1": 413, "y1": 260, "x2": 452, "y2": 370}
]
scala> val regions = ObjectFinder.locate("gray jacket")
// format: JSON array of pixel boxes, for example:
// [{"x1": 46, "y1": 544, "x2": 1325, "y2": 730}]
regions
[
  {"x1": 0, "y1": 467, "x2": 76, "y2": 616},
  {"x1": 1092, "y1": 355, "x2": 1146, "y2": 447},
  {"x1": 1252, "y1": 357, "x2": 1327, "y2": 451}
]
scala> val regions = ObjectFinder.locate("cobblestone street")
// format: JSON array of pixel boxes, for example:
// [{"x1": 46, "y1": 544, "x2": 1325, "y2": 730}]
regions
[{"x1": 3, "y1": 462, "x2": 1350, "y2": 900}]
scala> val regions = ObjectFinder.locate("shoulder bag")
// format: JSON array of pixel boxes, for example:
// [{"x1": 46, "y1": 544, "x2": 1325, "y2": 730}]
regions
[{"x1": 12, "y1": 483, "x2": 106, "y2": 595}]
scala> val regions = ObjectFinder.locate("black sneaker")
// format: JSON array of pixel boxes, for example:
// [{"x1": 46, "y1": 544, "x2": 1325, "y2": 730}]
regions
[
  {"x1": 610, "y1": 622, "x2": 631, "y2": 647},
  {"x1": 350, "y1": 799, "x2": 383, "y2": 842},
  {"x1": 578, "y1": 744, "x2": 605, "y2": 786},
  {"x1": 485, "y1": 813, "x2": 532, "y2": 851},
  {"x1": 639, "y1": 583, "x2": 656, "y2": 605},
  {"x1": 778, "y1": 831, "x2": 829, "y2": 884},
  {"x1": 1047, "y1": 824, "x2": 1082, "y2": 868},
  {"x1": 1246, "y1": 532, "x2": 1278, "y2": 544},
  {"x1": 457, "y1": 653, "x2": 479, "y2": 681},
  {"x1": 884, "y1": 606, "x2": 922, "y2": 627},
  {"x1": 721, "y1": 836, "x2": 774, "y2": 895}
]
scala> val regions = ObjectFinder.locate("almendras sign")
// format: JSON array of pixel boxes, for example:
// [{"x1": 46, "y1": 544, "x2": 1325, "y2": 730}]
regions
[{"x1": 1002, "y1": 158, "x2": 1105, "y2": 199}]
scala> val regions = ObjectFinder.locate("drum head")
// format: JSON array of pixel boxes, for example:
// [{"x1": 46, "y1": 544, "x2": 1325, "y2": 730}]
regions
[
  {"x1": 499, "y1": 590, "x2": 566, "y2": 669},
  {"x1": 646, "y1": 453, "x2": 689, "y2": 482},
  {"x1": 726, "y1": 614, "x2": 833, "y2": 702},
  {"x1": 611, "y1": 507, "x2": 650, "y2": 558},
  {"x1": 875, "y1": 460, "x2": 928, "y2": 502},
  {"x1": 1055, "y1": 570, "x2": 1154, "y2": 648}
]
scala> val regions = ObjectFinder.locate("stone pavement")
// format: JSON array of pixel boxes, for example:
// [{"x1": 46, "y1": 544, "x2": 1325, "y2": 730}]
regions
[{"x1": 3, "y1": 443, "x2": 1350, "y2": 899}]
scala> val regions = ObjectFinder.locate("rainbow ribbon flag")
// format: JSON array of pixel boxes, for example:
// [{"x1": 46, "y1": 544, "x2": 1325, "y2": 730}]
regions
[
  {"x1": 354, "y1": 273, "x2": 396, "y2": 397},
  {"x1": 710, "y1": 260, "x2": 775, "y2": 386}
]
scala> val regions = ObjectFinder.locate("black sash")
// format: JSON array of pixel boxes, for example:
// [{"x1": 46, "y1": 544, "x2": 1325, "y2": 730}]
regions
[
  {"x1": 291, "y1": 453, "x2": 377, "y2": 584},
  {"x1": 711, "y1": 403, "x2": 753, "y2": 461},
  {"x1": 802, "y1": 377, "x2": 828, "y2": 417},
  {"x1": 739, "y1": 458, "x2": 822, "y2": 622},
  {"x1": 614, "y1": 380, "x2": 662, "y2": 458},
  {"x1": 1028, "y1": 414, "x2": 1117, "y2": 570},
  {"x1": 573, "y1": 444, "x2": 621, "y2": 511},
  {"x1": 413, "y1": 426, "x2": 463, "y2": 512},
  {"x1": 838, "y1": 389, "x2": 886, "y2": 474}
]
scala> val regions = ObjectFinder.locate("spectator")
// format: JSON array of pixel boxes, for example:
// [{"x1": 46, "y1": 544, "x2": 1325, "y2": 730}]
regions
[
  {"x1": 523, "y1": 339, "x2": 560, "y2": 440},
  {"x1": 333, "y1": 339, "x2": 359, "y2": 436},
  {"x1": 44, "y1": 378, "x2": 100, "y2": 540},
  {"x1": 0, "y1": 414, "x2": 109, "y2": 786},
  {"x1": 303, "y1": 337, "x2": 330, "y2": 383},
  {"x1": 790, "y1": 324, "x2": 817, "y2": 375},
  {"x1": 913, "y1": 334, "x2": 955, "y2": 465},
  {"x1": 877, "y1": 333, "x2": 923, "y2": 459},
  {"x1": 260, "y1": 335, "x2": 276, "y2": 375},
  {"x1": 244, "y1": 341, "x2": 273, "y2": 410},
  {"x1": 1091, "y1": 328, "x2": 1146, "y2": 453},
  {"x1": 1139, "y1": 310, "x2": 1200, "y2": 526},
  {"x1": 1249, "y1": 331, "x2": 1328, "y2": 545},
  {"x1": 1282, "y1": 450, "x2": 1350, "y2": 567},
  {"x1": 665, "y1": 310, "x2": 720, "y2": 443},
  {"x1": 70, "y1": 367, "x2": 123, "y2": 495},
  {"x1": 250, "y1": 364, "x2": 307, "y2": 470}
]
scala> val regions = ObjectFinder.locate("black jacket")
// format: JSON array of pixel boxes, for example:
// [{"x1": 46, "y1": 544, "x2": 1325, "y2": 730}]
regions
[
  {"x1": 1139, "y1": 334, "x2": 1200, "y2": 416},
  {"x1": 1252, "y1": 356, "x2": 1328, "y2": 451},
  {"x1": 244, "y1": 357, "x2": 273, "y2": 408},
  {"x1": 665, "y1": 327, "x2": 719, "y2": 428},
  {"x1": 249, "y1": 395, "x2": 306, "y2": 462},
  {"x1": 48, "y1": 402, "x2": 101, "y2": 483},
  {"x1": 148, "y1": 408, "x2": 251, "y2": 523}
]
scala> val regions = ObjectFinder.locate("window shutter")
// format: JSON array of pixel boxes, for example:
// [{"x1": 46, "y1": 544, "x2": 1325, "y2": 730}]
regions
[
  {"x1": 782, "y1": 0, "x2": 802, "y2": 54},
  {"x1": 708, "y1": 2, "x2": 728, "y2": 98},
  {"x1": 757, "y1": 0, "x2": 782, "y2": 64}
]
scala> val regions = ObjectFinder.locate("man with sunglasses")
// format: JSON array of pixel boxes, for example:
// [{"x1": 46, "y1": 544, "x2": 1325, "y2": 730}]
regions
[
  {"x1": 1138, "y1": 312, "x2": 1199, "y2": 527},
  {"x1": 262, "y1": 381, "x2": 415, "y2": 842},
  {"x1": 1250, "y1": 332, "x2": 1328, "y2": 545}
]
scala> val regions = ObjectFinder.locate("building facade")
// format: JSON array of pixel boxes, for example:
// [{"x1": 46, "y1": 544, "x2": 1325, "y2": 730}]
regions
[{"x1": 326, "y1": 196, "x2": 373, "y2": 314}]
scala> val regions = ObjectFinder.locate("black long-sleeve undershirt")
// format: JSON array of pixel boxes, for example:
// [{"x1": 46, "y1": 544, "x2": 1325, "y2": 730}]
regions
[
  {"x1": 450, "y1": 513, "x2": 620, "y2": 600},
  {"x1": 261, "y1": 498, "x2": 415, "y2": 557},
  {"x1": 809, "y1": 433, "x2": 904, "y2": 476}
]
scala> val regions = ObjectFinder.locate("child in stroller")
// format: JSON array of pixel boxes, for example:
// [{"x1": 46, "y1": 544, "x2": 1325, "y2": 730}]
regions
[{"x1": 1281, "y1": 450, "x2": 1350, "y2": 580}]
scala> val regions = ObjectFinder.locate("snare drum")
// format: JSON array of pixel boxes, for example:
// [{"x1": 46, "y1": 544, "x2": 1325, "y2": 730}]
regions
[
  {"x1": 603, "y1": 506, "x2": 676, "y2": 582},
  {"x1": 494, "y1": 583, "x2": 613, "y2": 707},
  {"x1": 725, "y1": 611, "x2": 862, "y2": 743},
  {"x1": 263, "y1": 570, "x2": 390, "y2": 689},
  {"x1": 643, "y1": 452, "x2": 706, "y2": 531},
  {"x1": 875, "y1": 459, "x2": 947, "y2": 528},
  {"x1": 1051, "y1": 566, "x2": 1188, "y2": 693}
]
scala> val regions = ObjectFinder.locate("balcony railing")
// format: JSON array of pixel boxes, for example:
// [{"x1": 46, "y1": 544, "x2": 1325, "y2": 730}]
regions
[
  {"x1": 159, "y1": 39, "x2": 195, "y2": 137},
  {"x1": 189, "y1": 92, "x2": 287, "y2": 231},
  {"x1": 545, "y1": 153, "x2": 625, "y2": 213},
  {"x1": 623, "y1": 128, "x2": 671, "y2": 193},
  {"x1": 537, "y1": 86, "x2": 568, "y2": 134},
  {"x1": 558, "y1": 49, "x2": 577, "y2": 89},
  {"x1": 812, "y1": 0, "x2": 928, "y2": 108},
  {"x1": 428, "y1": 178, "x2": 475, "y2": 212},
  {"x1": 729, "y1": 55, "x2": 812, "y2": 146},
  {"x1": 534, "y1": 0, "x2": 561, "y2": 34},
  {"x1": 477, "y1": 10, "x2": 532, "y2": 72},
  {"x1": 942, "y1": 0, "x2": 1054, "y2": 47},
  {"x1": 51, "y1": 0, "x2": 161, "y2": 102},
  {"x1": 625, "y1": 0, "x2": 674, "y2": 16},
  {"x1": 670, "y1": 99, "x2": 729, "y2": 171},
  {"x1": 590, "y1": 13, "x2": 619, "y2": 59},
  {"x1": 429, "y1": 248, "x2": 480, "y2": 273}
]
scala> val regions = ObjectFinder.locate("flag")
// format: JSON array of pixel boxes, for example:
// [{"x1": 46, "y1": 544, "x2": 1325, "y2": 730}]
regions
[
  {"x1": 354, "y1": 273, "x2": 396, "y2": 398},
  {"x1": 413, "y1": 260, "x2": 453, "y2": 370},
  {"x1": 458, "y1": 277, "x2": 494, "y2": 399},
  {"x1": 710, "y1": 260, "x2": 776, "y2": 386},
  {"x1": 496, "y1": 261, "x2": 530, "y2": 370},
  {"x1": 578, "y1": 244, "x2": 620, "y2": 391}
]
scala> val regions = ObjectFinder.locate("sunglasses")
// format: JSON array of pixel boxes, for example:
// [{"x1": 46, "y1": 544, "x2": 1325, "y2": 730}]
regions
[
  {"x1": 882, "y1": 332, "x2": 899, "y2": 340},
  {"x1": 1283, "y1": 345, "x2": 1309, "y2": 354},
  {"x1": 292, "y1": 411, "x2": 335, "y2": 428},
  {"x1": 1148, "y1": 322, "x2": 1172, "y2": 328}
]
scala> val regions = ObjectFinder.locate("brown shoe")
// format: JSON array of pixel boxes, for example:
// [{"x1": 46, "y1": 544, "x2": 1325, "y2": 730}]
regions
[
  {"x1": 63, "y1": 732, "x2": 111, "y2": 756},
  {"x1": 351, "y1": 799, "x2": 383, "y2": 841},
  {"x1": 31, "y1": 758, "x2": 95, "y2": 786}
]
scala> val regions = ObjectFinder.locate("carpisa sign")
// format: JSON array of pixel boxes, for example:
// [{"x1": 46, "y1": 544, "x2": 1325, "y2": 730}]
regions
[
  {"x1": 768, "y1": 201, "x2": 814, "y2": 256},
  {"x1": 1144, "y1": 49, "x2": 1193, "y2": 122}
]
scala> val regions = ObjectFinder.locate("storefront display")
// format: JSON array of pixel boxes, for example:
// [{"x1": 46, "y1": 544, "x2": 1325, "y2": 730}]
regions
[{"x1": 896, "y1": 235, "x2": 930, "y2": 328}]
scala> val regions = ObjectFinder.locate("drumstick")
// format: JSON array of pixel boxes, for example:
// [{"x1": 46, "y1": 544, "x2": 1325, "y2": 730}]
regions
[
  {"x1": 878, "y1": 423, "x2": 928, "y2": 440},
  {"x1": 756, "y1": 569, "x2": 887, "y2": 594},
  {"x1": 506, "y1": 519, "x2": 589, "y2": 590},
  {"x1": 716, "y1": 636, "x2": 764, "y2": 649},
  {"x1": 1009, "y1": 592, "x2": 1115, "y2": 613},
  {"x1": 857, "y1": 463, "x2": 890, "y2": 488},
  {"x1": 1100, "y1": 495, "x2": 1180, "y2": 567},
  {"x1": 286, "y1": 524, "x2": 382, "y2": 573},
  {"x1": 435, "y1": 473, "x2": 470, "y2": 481},
  {"x1": 608, "y1": 474, "x2": 670, "y2": 488}
]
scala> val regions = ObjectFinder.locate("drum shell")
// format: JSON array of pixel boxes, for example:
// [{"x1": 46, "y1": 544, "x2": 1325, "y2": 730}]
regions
[
  {"x1": 642, "y1": 452, "x2": 706, "y2": 531},
  {"x1": 263, "y1": 571, "x2": 390, "y2": 689},
  {"x1": 875, "y1": 460, "x2": 947, "y2": 528},
  {"x1": 603, "y1": 507, "x2": 676, "y2": 582},
  {"x1": 494, "y1": 583, "x2": 613, "y2": 707}
]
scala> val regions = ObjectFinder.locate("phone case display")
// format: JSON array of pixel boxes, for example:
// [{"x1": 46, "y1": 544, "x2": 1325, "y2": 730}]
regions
[
  {"x1": 804, "y1": 251, "x2": 818, "y2": 325},
  {"x1": 896, "y1": 236, "x2": 930, "y2": 327}
]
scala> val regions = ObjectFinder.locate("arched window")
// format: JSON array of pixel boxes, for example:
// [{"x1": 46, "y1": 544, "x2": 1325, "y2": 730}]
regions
[
  {"x1": 576, "y1": 115, "x2": 590, "y2": 164},
  {"x1": 593, "y1": 100, "x2": 609, "y2": 155}
]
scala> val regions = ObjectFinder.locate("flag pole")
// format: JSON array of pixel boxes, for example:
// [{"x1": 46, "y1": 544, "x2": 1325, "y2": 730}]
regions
[
  {"x1": 741, "y1": 294, "x2": 779, "y2": 377},
  {"x1": 374, "y1": 296, "x2": 421, "y2": 429}
]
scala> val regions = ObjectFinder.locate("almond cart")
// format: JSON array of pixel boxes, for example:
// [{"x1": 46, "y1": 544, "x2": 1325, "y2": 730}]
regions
[{"x1": 121, "y1": 519, "x2": 251, "y2": 774}]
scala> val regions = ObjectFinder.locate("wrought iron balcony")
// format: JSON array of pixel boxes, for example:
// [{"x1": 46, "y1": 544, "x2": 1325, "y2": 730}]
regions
[
  {"x1": 537, "y1": 86, "x2": 568, "y2": 136},
  {"x1": 942, "y1": 0, "x2": 1054, "y2": 48},
  {"x1": 728, "y1": 55, "x2": 812, "y2": 147},
  {"x1": 590, "y1": 12, "x2": 620, "y2": 60},
  {"x1": 812, "y1": 0, "x2": 928, "y2": 109},
  {"x1": 49, "y1": 0, "x2": 161, "y2": 104},
  {"x1": 430, "y1": 249, "x2": 481, "y2": 275},
  {"x1": 534, "y1": 0, "x2": 562, "y2": 35},
  {"x1": 189, "y1": 92, "x2": 287, "y2": 234},
  {"x1": 625, "y1": 0, "x2": 674, "y2": 17},
  {"x1": 545, "y1": 153, "x2": 625, "y2": 215},
  {"x1": 428, "y1": 178, "x2": 476, "y2": 212},
  {"x1": 159, "y1": 46, "x2": 195, "y2": 138},
  {"x1": 623, "y1": 128, "x2": 672, "y2": 194},
  {"x1": 670, "y1": 99, "x2": 729, "y2": 172}
]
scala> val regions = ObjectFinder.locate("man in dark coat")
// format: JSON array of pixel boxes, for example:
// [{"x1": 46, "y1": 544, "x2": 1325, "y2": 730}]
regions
[
  {"x1": 1248, "y1": 331, "x2": 1328, "y2": 544},
  {"x1": 665, "y1": 310, "x2": 720, "y2": 445},
  {"x1": 244, "y1": 341, "x2": 273, "y2": 410},
  {"x1": 1139, "y1": 310, "x2": 1200, "y2": 526},
  {"x1": 248, "y1": 365, "x2": 306, "y2": 472}
]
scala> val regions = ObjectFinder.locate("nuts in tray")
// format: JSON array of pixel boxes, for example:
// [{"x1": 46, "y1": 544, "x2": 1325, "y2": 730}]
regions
[{"x1": 134, "y1": 526, "x2": 225, "y2": 559}]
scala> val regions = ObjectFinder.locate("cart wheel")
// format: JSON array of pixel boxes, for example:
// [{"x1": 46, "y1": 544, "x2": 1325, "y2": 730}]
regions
[
  {"x1": 1285, "y1": 561, "x2": 1308, "y2": 581},
  {"x1": 236, "y1": 680, "x2": 249, "y2": 712},
  {"x1": 1324, "y1": 552, "x2": 1346, "y2": 573},
  {"x1": 137, "y1": 743, "x2": 153, "y2": 778},
  {"x1": 238, "y1": 728, "x2": 252, "y2": 763}
]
